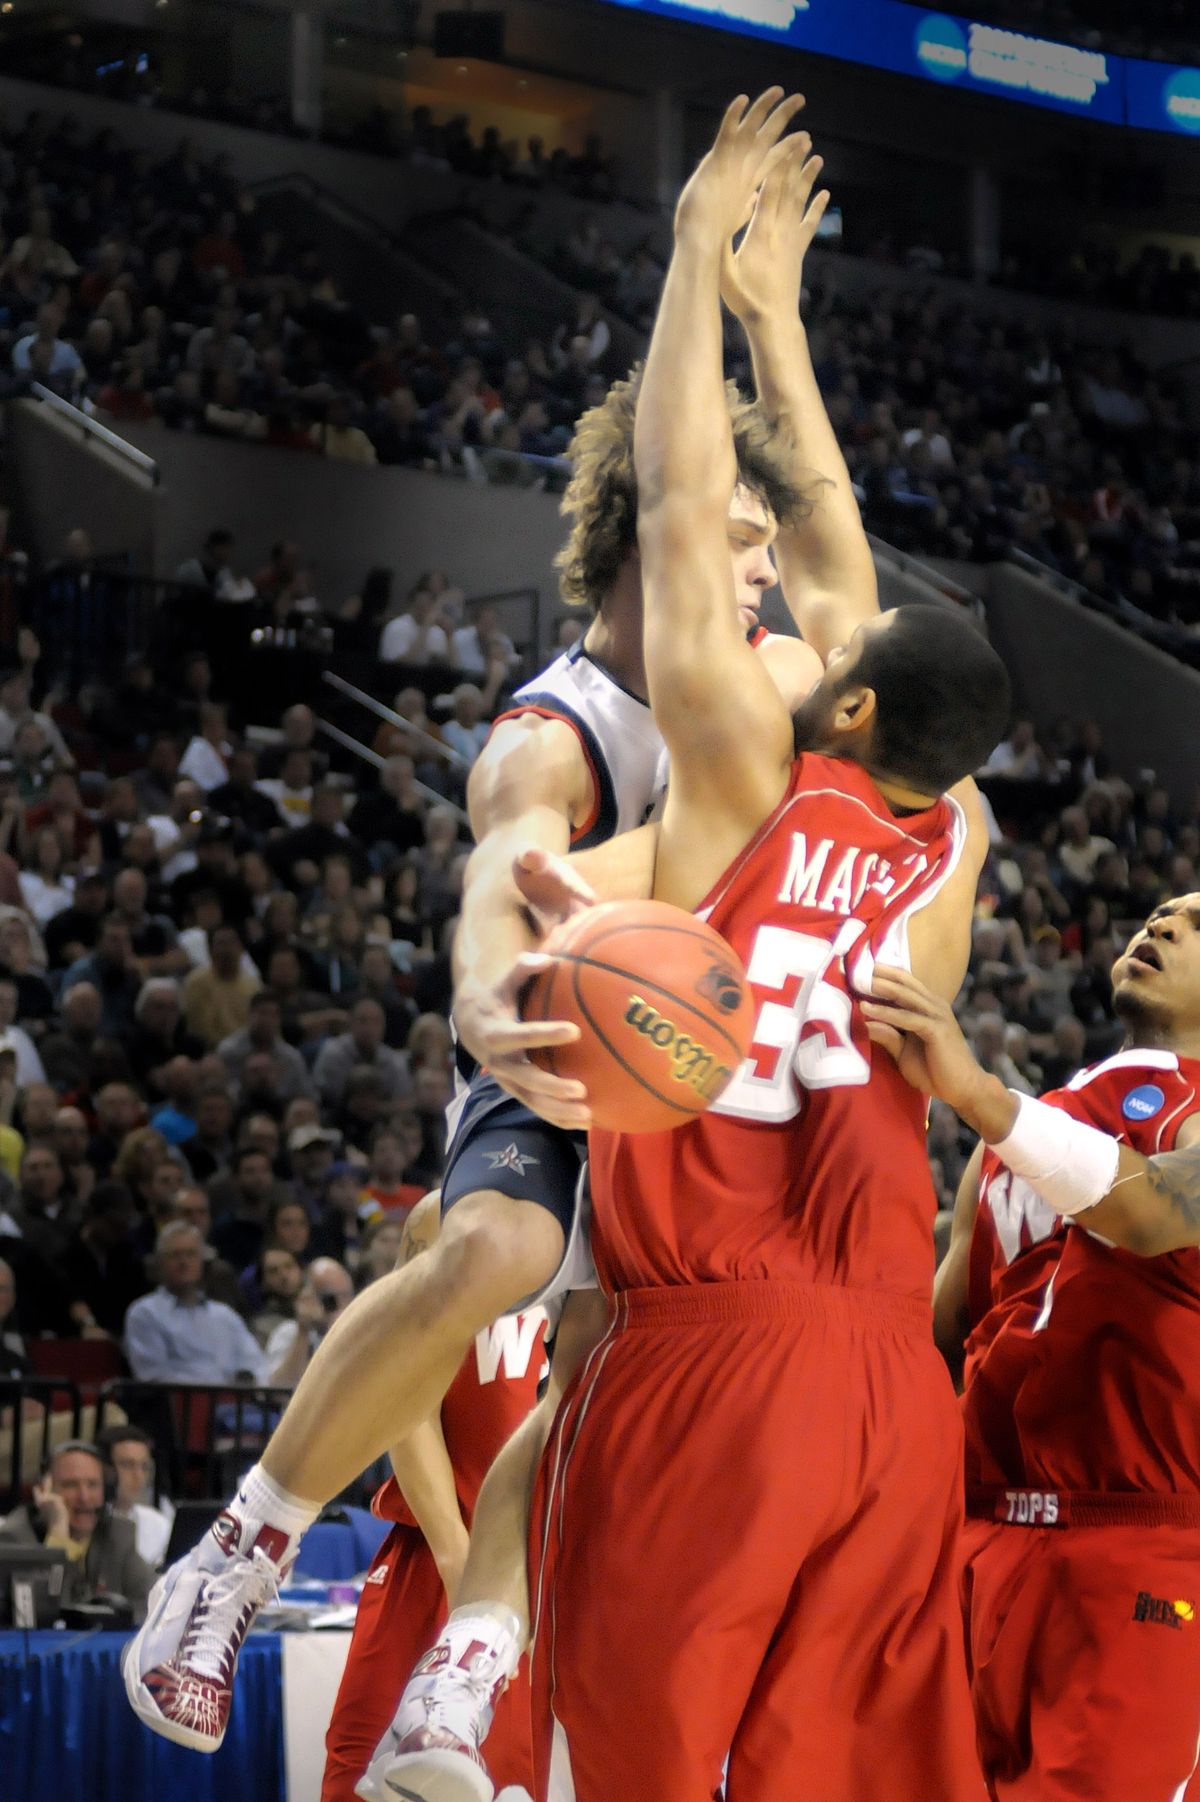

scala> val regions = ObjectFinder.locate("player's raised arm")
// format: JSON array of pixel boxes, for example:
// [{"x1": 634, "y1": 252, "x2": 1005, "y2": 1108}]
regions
[
  {"x1": 722, "y1": 143, "x2": 878, "y2": 660},
  {"x1": 863, "y1": 962, "x2": 1200, "y2": 1258},
  {"x1": 635, "y1": 93, "x2": 808, "y2": 831}
]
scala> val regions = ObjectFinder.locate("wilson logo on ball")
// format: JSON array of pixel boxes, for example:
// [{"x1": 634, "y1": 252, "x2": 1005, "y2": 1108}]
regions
[
  {"x1": 624, "y1": 996, "x2": 734, "y2": 1100},
  {"x1": 695, "y1": 961, "x2": 745, "y2": 1015}
]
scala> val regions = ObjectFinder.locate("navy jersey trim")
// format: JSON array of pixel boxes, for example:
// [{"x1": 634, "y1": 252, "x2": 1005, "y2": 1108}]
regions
[{"x1": 505, "y1": 690, "x2": 618, "y2": 849}]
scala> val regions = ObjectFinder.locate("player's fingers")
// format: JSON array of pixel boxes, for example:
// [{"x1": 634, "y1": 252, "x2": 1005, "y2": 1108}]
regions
[
  {"x1": 864, "y1": 1020, "x2": 905, "y2": 1058},
  {"x1": 757, "y1": 132, "x2": 811, "y2": 216},
  {"x1": 742, "y1": 87, "x2": 786, "y2": 139},
  {"x1": 870, "y1": 966, "x2": 938, "y2": 1006},
  {"x1": 754, "y1": 90, "x2": 804, "y2": 147},
  {"x1": 860, "y1": 1000, "x2": 937, "y2": 1038},
  {"x1": 792, "y1": 153, "x2": 824, "y2": 208},
  {"x1": 493, "y1": 1078, "x2": 593, "y2": 1131},
  {"x1": 799, "y1": 189, "x2": 831, "y2": 248},
  {"x1": 718, "y1": 94, "x2": 751, "y2": 141},
  {"x1": 484, "y1": 1020, "x2": 583, "y2": 1055},
  {"x1": 489, "y1": 1050, "x2": 588, "y2": 1098}
]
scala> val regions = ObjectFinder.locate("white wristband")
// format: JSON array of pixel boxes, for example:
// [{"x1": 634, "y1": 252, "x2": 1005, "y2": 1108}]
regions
[{"x1": 990, "y1": 1091, "x2": 1121, "y2": 1219}]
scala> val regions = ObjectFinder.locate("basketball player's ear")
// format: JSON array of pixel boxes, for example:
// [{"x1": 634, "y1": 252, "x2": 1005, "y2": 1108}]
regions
[{"x1": 831, "y1": 685, "x2": 877, "y2": 736}]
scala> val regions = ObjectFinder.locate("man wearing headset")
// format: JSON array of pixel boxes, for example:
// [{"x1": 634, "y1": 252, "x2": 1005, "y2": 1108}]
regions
[
  {"x1": 0, "y1": 1438, "x2": 154, "y2": 1619},
  {"x1": 97, "y1": 1424, "x2": 175, "y2": 1569}
]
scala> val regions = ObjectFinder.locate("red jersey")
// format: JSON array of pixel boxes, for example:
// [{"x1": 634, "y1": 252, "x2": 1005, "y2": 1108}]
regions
[
  {"x1": 962, "y1": 1049, "x2": 1200, "y2": 1497},
  {"x1": 373, "y1": 1308, "x2": 548, "y2": 1529},
  {"x1": 588, "y1": 754, "x2": 968, "y2": 1302}
]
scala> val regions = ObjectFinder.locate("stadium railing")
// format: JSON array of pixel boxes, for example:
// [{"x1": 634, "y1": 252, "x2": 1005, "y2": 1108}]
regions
[
  {"x1": 0, "y1": 1378, "x2": 84, "y2": 1512},
  {"x1": 95, "y1": 1380, "x2": 294, "y2": 1505}
]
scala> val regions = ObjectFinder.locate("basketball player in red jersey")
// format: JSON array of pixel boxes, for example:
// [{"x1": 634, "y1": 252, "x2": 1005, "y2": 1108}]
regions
[
  {"x1": 499, "y1": 96, "x2": 1011, "y2": 1802},
  {"x1": 125, "y1": 373, "x2": 818, "y2": 1748},
  {"x1": 867, "y1": 897, "x2": 1200, "y2": 1802},
  {"x1": 321, "y1": 1193, "x2": 547, "y2": 1802}
]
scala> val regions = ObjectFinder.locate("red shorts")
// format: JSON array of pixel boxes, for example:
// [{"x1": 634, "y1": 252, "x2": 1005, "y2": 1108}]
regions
[
  {"x1": 962, "y1": 1515, "x2": 1200, "y2": 1802},
  {"x1": 529, "y1": 1282, "x2": 985, "y2": 1802},
  {"x1": 322, "y1": 1523, "x2": 535, "y2": 1802}
]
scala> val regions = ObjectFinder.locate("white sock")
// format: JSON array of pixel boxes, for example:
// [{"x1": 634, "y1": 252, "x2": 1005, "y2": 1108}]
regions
[
  {"x1": 234, "y1": 1463, "x2": 321, "y2": 1541},
  {"x1": 447, "y1": 1602, "x2": 523, "y2": 1644}
]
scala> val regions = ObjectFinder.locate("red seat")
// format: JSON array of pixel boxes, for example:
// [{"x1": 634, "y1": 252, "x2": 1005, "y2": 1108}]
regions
[{"x1": 26, "y1": 1338, "x2": 125, "y2": 1406}]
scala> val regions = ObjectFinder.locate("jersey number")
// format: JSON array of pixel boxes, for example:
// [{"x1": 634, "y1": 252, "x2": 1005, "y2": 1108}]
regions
[{"x1": 713, "y1": 922, "x2": 871, "y2": 1124}]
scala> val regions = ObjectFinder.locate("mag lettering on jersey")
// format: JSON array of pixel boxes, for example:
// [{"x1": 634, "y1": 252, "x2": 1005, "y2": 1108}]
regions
[
  {"x1": 776, "y1": 832, "x2": 930, "y2": 918},
  {"x1": 623, "y1": 996, "x2": 732, "y2": 1100}
]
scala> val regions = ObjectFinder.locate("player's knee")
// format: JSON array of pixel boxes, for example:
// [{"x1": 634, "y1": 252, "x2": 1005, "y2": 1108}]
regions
[{"x1": 436, "y1": 1190, "x2": 564, "y2": 1324}]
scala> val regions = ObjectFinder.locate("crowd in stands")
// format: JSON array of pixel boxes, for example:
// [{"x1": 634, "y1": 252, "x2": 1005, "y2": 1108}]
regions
[
  {"x1": 5, "y1": 105, "x2": 1200, "y2": 669},
  {"x1": 0, "y1": 112, "x2": 606, "y2": 492}
]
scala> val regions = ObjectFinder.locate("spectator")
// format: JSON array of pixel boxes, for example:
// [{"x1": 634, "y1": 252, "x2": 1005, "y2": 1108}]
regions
[
  {"x1": 440, "y1": 684, "x2": 490, "y2": 768},
  {"x1": 208, "y1": 748, "x2": 282, "y2": 835},
  {"x1": 451, "y1": 602, "x2": 519, "y2": 678},
  {"x1": 183, "y1": 924, "x2": 260, "y2": 1047},
  {"x1": 166, "y1": 1185, "x2": 243, "y2": 1312},
  {"x1": 10, "y1": 1144, "x2": 77, "y2": 1266},
  {"x1": 266, "y1": 785, "x2": 368, "y2": 888},
  {"x1": 262, "y1": 1256, "x2": 355, "y2": 1388},
  {"x1": 208, "y1": 1146, "x2": 286, "y2": 1269},
  {"x1": 312, "y1": 997, "x2": 411, "y2": 1109},
  {"x1": 87, "y1": 1082, "x2": 143, "y2": 1181},
  {"x1": 0, "y1": 1441, "x2": 154, "y2": 1623},
  {"x1": 11, "y1": 302, "x2": 83, "y2": 385},
  {"x1": 357, "y1": 1214, "x2": 406, "y2": 1288},
  {"x1": 58, "y1": 1181, "x2": 147, "y2": 1337},
  {"x1": 361, "y1": 1120, "x2": 427, "y2": 1219},
  {"x1": 286, "y1": 1124, "x2": 338, "y2": 1216},
  {"x1": 0, "y1": 978, "x2": 47, "y2": 1087},
  {"x1": 217, "y1": 993, "x2": 314, "y2": 1104},
  {"x1": 62, "y1": 915, "x2": 143, "y2": 1037},
  {"x1": 310, "y1": 394, "x2": 377, "y2": 464},
  {"x1": 123, "y1": 980, "x2": 205, "y2": 1095},
  {"x1": 379, "y1": 589, "x2": 450, "y2": 665},
  {"x1": 178, "y1": 703, "x2": 232, "y2": 793},
  {"x1": 244, "y1": 1244, "x2": 304, "y2": 1347},
  {"x1": 347, "y1": 756, "x2": 426, "y2": 864},
  {"x1": 96, "y1": 1424, "x2": 175, "y2": 1568},
  {"x1": 123, "y1": 1221, "x2": 275, "y2": 1384},
  {"x1": 53, "y1": 1107, "x2": 97, "y2": 1208}
]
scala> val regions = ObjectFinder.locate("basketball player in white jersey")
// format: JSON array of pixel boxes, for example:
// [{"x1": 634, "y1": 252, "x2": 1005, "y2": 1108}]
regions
[{"x1": 124, "y1": 369, "x2": 823, "y2": 1749}]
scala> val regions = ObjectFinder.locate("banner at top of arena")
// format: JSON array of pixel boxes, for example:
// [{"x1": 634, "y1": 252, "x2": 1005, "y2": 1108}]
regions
[{"x1": 596, "y1": 0, "x2": 1200, "y2": 136}]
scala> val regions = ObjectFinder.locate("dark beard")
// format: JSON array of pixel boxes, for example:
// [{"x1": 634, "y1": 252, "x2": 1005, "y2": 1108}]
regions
[{"x1": 1113, "y1": 981, "x2": 1172, "y2": 1040}]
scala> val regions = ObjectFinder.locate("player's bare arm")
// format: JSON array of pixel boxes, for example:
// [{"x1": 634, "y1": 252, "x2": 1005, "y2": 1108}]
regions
[
  {"x1": 451, "y1": 714, "x2": 595, "y2": 1126},
  {"x1": 379, "y1": 1193, "x2": 470, "y2": 1598},
  {"x1": 863, "y1": 960, "x2": 1200, "y2": 1257},
  {"x1": 637, "y1": 93, "x2": 812, "y2": 908},
  {"x1": 721, "y1": 137, "x2": 878, "y2": 662},
  {"x1": 932, "y1": 1141, "x2": 985, "y2": 1379}
]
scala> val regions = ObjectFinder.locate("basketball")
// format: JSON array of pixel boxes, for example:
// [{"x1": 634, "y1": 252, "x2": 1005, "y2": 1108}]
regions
[{"x1": 521, "y1": 900, "x2": 756, "y2": 1132}]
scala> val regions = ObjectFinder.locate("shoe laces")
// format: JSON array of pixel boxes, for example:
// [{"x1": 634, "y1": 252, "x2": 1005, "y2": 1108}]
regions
[
  {"x1": 420, "y1": 1657, "x2": 502, "y2": 1745},
  {"x1": 178, "y1": 1547, "x2": 280, "y2": 1683}
]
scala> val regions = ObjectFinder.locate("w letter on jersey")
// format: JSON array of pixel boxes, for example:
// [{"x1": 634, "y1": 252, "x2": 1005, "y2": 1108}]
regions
[{"x1": 474, "y1": 1312, "x2": 545, "y2": 1386}]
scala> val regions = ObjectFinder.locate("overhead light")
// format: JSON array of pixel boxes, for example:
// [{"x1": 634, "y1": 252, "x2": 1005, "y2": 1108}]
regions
[
  {"x1": 456, "y1": 63, "x2": 468, "y2": 74},
  {"x1": 396, "y1": 49, "x2": 407, "y2": 60},
  {"x1": 334, "y1": 35, "x2": 347, "y2": 46},
  {"x1": 517, "y1": 78, "x2": 528, "y2": 88},
  {"x1": 1, "y1": 4, "x2": 15, "y2": 13}
]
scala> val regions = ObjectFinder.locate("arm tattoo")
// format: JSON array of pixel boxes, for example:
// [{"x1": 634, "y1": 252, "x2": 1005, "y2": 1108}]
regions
[{"x1": 1144, "y1": 1145, "x2": 1200, "y2": 1232}]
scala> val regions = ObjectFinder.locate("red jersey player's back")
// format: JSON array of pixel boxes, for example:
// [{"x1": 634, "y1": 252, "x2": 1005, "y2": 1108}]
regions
[
  {"x1": 373, "y1": 1307, "x2": 548, "y2": 1529},
  {"x1": 588, "y1": 752, "x2": 968, "y2": 1304},
  {"x1": 962, "y1": 1049, "x2": 1200, "y2": 1499}
]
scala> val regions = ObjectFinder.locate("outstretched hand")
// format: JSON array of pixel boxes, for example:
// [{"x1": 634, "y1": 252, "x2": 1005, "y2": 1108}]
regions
[
  {"x1": 860, "y1": 965, "x2": 989, "y2": 1114},
  {"x1": 452, "y1": 847, "x2": 597, "y2": 1131},
  {"x1": 722, "y1": 135, "x2": 830, "y2": 327},
  {"x1": 675, "y1": 89, "x2": 808, "y2": 253}
]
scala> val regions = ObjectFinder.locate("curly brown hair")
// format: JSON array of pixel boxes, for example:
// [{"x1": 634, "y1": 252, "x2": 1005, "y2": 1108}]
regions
[{"x1": 555, "y1": 364, "x2": 822, "y2": 614}]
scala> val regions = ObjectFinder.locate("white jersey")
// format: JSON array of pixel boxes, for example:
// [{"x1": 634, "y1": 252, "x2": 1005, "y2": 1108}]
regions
[{"x1": 501, "y1": 641, "x2": 663, "y2": 847}]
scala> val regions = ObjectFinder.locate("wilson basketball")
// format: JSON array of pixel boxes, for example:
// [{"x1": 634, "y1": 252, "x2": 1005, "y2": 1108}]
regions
[{"x1": 521, "y1": 900, "x2": 756, "y2": 1133}]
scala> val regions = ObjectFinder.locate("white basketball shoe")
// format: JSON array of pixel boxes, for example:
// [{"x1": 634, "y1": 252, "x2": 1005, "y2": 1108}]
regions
[{"x1": 123, "y1": 1508, "x2": 296, "y2": 1751}]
